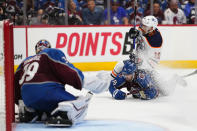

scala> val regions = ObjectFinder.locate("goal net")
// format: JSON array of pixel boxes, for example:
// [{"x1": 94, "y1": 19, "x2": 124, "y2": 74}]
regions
[{"x1": 0, "y1": 20, "x2": 14, "y2": 131}]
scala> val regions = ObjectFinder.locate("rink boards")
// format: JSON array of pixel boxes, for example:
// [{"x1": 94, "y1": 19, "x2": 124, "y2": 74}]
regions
[{"x1": 13, "y1": 25, "x2": 197, "y2": 71}]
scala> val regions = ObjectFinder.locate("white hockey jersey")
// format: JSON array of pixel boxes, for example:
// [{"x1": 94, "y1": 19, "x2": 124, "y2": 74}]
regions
[
  {"x1": 163, "y1": 8, "x2": 186, "y2": 24},
  {"x1": 111, "y1": 28, "x2": 163, "y2": 78}
]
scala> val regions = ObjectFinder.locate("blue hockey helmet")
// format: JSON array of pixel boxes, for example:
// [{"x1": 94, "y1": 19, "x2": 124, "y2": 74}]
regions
[
  {"x1": 35, "y1": 39, "x2": 51, "y2": 54},
  {"x1": 122, "y1": 60, "x2": 137, "y2": 75}
]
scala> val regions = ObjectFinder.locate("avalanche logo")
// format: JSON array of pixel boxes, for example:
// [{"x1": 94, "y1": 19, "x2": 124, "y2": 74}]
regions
[{"x1": 139, "y1": 73, "x2": 145, "y2": 79}]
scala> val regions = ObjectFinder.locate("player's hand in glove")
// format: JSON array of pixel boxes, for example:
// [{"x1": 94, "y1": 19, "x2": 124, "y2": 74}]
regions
[
  {"x1": 112, "y1": 89, "x2": 126, "y2": 100},
  {"x1": 111, "y1": 73, "x2": 126, "y2": 87},
  {"x1": 109, "y1": 74, "x2": 127, "y2": 100},
  {"x1": 129, "y1": 28, "x2": 139, "y2": 39}
]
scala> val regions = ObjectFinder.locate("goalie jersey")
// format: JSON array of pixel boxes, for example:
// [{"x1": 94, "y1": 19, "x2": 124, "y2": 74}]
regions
[{"x1": 14, "y1": 48, "x2": 84, "y2": 109}]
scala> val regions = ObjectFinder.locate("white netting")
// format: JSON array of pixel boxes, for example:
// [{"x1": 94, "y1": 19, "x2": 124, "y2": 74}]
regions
[{"x1": 0, "y1": 21, "x2": 6, "y2": 131}]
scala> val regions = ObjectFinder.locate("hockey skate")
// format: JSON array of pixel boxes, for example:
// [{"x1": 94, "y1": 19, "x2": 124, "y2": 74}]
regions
[{"x1": 45, "y1": 111, "x2": 73, "y2": 127}]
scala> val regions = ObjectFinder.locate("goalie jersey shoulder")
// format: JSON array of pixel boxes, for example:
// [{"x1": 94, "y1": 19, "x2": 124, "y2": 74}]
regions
[
  {"x1": 39, "y1": 48, "x2": 69, "y2": 64},
  {"x1": 144, "y1": 28, "x2": 163, "y2": 48}
]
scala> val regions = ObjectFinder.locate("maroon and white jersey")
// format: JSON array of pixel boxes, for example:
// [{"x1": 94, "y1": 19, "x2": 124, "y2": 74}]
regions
[
  {"x1": 163, "y1": 8, "x2": 186, "y2": 24},
  {"x1": 14, "y1": 48, "x2": 84, "y2": 104}
]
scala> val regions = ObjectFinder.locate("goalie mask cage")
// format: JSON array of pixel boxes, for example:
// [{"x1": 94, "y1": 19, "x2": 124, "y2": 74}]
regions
[{"x1": 0, "y1": 20, "x2": 14, "y2": 131}]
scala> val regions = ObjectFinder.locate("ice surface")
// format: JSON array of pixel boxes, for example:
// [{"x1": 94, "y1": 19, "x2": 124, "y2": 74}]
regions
[
  {"x1": 14, "y1": 69, "x2": 197, "y2": 131},
  {"x1": 15, "y1": 120, "x2": 165, "y2": 131}
]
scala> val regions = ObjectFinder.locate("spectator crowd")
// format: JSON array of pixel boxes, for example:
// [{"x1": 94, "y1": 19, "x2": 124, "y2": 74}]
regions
[{"x1": 0, "y1": 0, "x2": 196, "y2": 25}]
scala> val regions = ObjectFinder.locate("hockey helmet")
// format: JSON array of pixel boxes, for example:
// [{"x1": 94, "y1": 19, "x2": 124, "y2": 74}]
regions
[
  {"x1": 35, "y1": 39, "x2": 51, "y2": 54},
  {"x1": 140, "y1": 15, "x2": 158, "y2": 34}
]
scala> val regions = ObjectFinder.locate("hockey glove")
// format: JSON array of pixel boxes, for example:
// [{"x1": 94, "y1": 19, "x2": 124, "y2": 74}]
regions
[
  {"x1": 112, "y1": 73, "x2": 126, "y2": 87},
  {"x1": 112, "y1": 89, "x2": 126, "y2": 100},
  {"x1": 129, "y1": 28, "x2": 139, "y2": 39},
  {"x1": 109, "y1": 74, "x2": 127, "y2": 100}
]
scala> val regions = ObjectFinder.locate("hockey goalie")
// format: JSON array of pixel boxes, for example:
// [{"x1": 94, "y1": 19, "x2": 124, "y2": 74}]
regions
[{"x1": 14, "y1": 39, "x2": 109, "y2": 127}]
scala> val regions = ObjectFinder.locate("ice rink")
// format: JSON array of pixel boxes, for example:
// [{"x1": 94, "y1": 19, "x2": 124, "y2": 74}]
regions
[{"x1": 15, "y1": 69, "x2": 197, "y2": 131}]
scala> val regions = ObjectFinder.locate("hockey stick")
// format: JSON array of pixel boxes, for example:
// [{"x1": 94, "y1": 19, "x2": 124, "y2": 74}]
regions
[
  {"x1": 132, "y1": 0, "x2": 137, "y2": 53},
  {"x1": 182, "y1": 69, "x2": 197, "y2": 78}
]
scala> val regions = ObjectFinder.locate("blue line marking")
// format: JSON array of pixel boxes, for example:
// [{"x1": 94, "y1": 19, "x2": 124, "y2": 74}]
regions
[{"x1": 15, "y1": 120, "x2": 165, "y2": 131}]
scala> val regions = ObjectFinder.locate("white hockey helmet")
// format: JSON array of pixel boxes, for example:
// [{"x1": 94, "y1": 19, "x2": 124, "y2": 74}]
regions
[
  {"x1": 141, "y1": 15, "x2": 158, "y2": 30},
  {"x1": 35, "y1": 39, "x2": 51, "y2": 54}
]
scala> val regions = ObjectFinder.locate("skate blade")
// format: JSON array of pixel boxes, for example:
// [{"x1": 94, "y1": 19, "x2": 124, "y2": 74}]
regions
[
  {"x1": 45, "y1": 123, "x2": 72, "y2": 127},
  {"x1": 45, "y1": 117, "x2": 73, "y2": 127}
]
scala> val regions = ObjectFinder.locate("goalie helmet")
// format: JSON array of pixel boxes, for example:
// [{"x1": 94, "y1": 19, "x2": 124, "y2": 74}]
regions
[
  {"x1": 35, "y1": 39, "x2": 51, "y2": 54},
  {"x1": 140, "y1": 15, "x2": 158, "y2": 34}
]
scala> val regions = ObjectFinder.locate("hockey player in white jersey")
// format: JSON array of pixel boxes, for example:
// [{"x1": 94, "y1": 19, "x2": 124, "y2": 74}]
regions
[
  {"x1": 107, "y1": 15, "x2": 162, "y2": 100},
  {"x1": 109, "y1": 15, "x2": 186, "y2": 100},
  {"x1": 111, "y1": 15, "x2": 162, "y2": 79},
  {"x1": 128, "y1": 15, "x2": 163, "y2": 71}
]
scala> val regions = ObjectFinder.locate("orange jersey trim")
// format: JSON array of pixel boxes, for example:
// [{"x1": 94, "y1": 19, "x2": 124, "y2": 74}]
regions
[{"x1": 111, "y1": 70, "x2": 117, "y2": 77}]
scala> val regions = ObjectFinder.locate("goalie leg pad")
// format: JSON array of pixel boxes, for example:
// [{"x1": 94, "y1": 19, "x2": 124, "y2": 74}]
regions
[
  {"x1": 50, "y1": 92, "x2": 93, "y2": 125},
  {"x1": 83, "y1": 71, "x2": 111, "y2": 94}
]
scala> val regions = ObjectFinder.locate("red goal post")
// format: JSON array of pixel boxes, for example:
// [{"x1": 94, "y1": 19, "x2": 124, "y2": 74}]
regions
[{"x1": 0, "y1": 20, "x2": 14, "y2": 131}]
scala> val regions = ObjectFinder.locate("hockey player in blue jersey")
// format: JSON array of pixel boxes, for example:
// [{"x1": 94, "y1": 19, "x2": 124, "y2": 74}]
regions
[
  {"x1": 109, "y1": 53, "x2": 159, "y2": 100},
  {"x1": 14, "y1": 39, "x2": 97, "y2": 126}
]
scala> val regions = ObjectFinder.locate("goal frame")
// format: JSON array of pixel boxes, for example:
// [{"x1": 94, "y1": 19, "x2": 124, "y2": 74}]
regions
[{"x1": 3, "y1": 20, "x2": 14, "y2": 131}]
